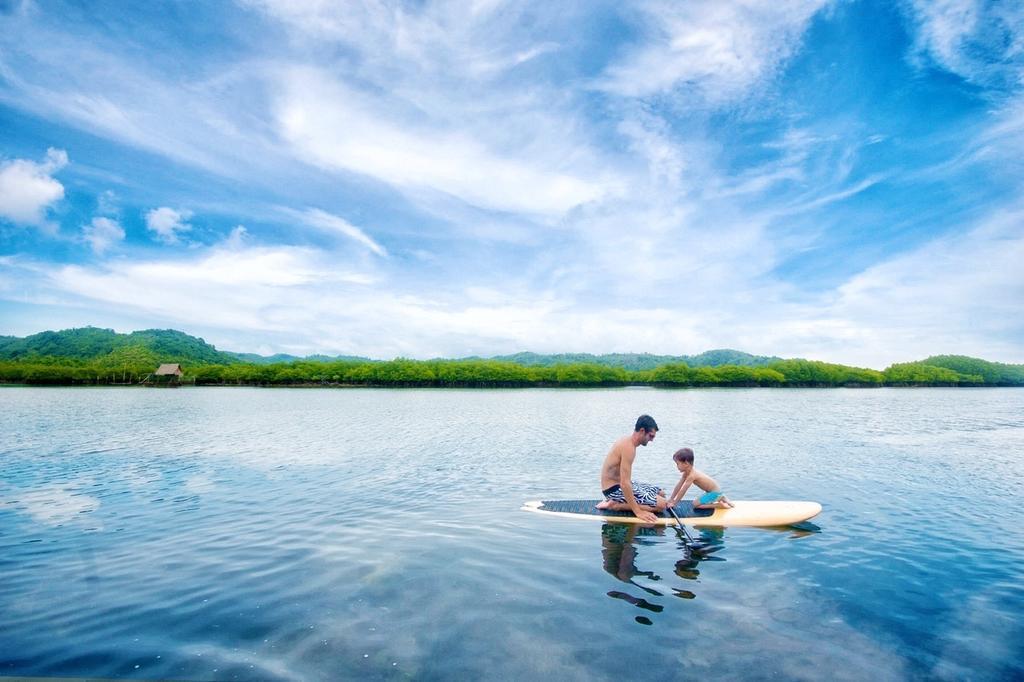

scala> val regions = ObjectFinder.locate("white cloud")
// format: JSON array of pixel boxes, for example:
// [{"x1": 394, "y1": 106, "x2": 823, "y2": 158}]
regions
[
  {"x1": 8, "y1": 192, "x2": 1022, "y2": 366},
  {"x1": 97, "y1": 189, "x2": 119, "y2": 216},
  {"x1": 144, "y1": 206, "x2": 193, "y2": 244},
  {"x1": 2, "y1": 2, "x2": 618, "y2": 221},
  {"x1": 245, "y1": 0, "x2": 559, "y2": 84},
  {"x1": 240, "y1": 3, "x2": 621, "y2": 217},
  {"x1": 224, "y1": 224, "x2": 248, "y2": 249},
  {"x1": 44, "y1": 241, "x2": 376, "y2": 332},
  {"x1": 0, "y1": 147, "x2": 67, "y2": 228},
  {"x1": 735, "y1": 206, "x2": 1024, "y2": 367},
  {"x1": 598, "y1": 1, "x2": 830, "y2": 101},
  {"x1": 81, "y1": 216, "x2": 125, "y2": 254},
  {"x1": 0, "y1": 23, "x2": 290, "y2": 182},
  {"x1": 827, "y1": 208, "x2": 1024, "y2": 363},
  {"x1": 288, "y1": 207, "x2": 387, "y2": 256},
  {"x1": 274, "y1": 67, "x2": 607, "y2": 216},
  {"x1": 908, "y1": 0, "x2": 1024, "y2": 88},
  {"x1": 0, "y1": 1, "x2": 1020, "y2": 368}
]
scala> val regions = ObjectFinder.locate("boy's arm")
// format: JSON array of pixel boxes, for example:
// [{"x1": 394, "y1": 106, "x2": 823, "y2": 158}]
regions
[
  {"x1": 670, "y1": 475, "x2": 695, "y2": 506},
  {"x1": 667, "y1": 476, "x2": 686, "y2": 506}
]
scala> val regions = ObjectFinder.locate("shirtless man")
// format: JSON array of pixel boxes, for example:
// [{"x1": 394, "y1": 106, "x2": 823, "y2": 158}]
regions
[{"x1": 596, "y1": 415, "x2": 667, "y2": 523}]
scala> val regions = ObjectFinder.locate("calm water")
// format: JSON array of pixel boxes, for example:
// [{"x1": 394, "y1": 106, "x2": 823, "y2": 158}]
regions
[{"x1": 2, "y1": 386, "x2": 1023, "y2": 680}]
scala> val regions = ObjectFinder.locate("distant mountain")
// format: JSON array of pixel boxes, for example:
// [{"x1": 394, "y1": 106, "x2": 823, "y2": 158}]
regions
[
  {"x1": 0, "y1": 327, "x2": 237, "y2": 364},
  {"x1": 0, "y1": 328, "x2": 785, "y2": 369},
  {"x1": 229, "y1": 352, "x2": 373, "y2": 364},
  {"x1": 229, "y1": 352, "x2": 303, "y2": 364},
  {"x1": 487, "y1": 349, "x2": 783, "y2": 370}
]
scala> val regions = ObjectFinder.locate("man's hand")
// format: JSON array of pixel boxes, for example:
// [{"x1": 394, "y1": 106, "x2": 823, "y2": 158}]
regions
[{"x1": 636, "y1": 509, "x2": 658, "y2": 523}]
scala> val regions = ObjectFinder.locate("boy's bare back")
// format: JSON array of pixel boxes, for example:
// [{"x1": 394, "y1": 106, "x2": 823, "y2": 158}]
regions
[{"x1": 689, "y1": 468, "x2": 720, "y2": 493}]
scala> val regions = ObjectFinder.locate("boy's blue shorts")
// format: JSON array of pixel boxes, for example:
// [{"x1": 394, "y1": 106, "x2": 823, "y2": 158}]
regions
[{"x1": 698, "y1": 491, "x2": 723, "y2": 505}]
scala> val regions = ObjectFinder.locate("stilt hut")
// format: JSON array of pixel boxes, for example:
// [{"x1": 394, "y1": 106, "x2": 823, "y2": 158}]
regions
[{"x1": 144, "y1": 363, "x2": 184, "y2": 386}]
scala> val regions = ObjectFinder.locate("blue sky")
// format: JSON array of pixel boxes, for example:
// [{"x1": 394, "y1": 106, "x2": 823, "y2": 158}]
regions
[{"x1": 1, "y1": 0, "x2": 1022, "y2": 367}]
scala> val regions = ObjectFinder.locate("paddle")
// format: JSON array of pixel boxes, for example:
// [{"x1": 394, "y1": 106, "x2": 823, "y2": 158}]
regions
[{"x1": 665, "y1": 505, "x2": 714, "y2": 554}]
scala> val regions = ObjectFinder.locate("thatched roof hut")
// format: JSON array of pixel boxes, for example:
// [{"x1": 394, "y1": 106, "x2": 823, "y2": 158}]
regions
[{"x1": 155, "y1": 363, "x2": 183, "y2": 377}]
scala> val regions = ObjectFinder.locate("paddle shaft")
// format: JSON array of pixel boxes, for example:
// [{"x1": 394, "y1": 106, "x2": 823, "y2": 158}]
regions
[{"x1": 665, "y1": 506, "x2": 698, "y2": 545}]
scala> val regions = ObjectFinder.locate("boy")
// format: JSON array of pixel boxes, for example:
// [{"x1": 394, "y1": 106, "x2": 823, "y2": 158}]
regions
[{"x1": 667, "y1": 447, "x2": 734, "y2": 509}]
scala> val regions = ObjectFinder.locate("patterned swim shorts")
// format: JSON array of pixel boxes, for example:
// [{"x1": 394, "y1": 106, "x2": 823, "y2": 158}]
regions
[{"x1": 602, "y1": 481, "x2": 662, "y2": 506}]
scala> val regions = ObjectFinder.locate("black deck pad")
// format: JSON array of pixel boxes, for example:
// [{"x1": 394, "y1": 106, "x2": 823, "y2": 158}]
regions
[{"x1": 538, "y1": 500, "x2": 715, "y2": 519}]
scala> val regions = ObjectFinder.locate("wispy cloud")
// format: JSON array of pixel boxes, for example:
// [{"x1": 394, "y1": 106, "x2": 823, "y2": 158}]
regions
[
  {"x1": 39, "y1": 239, "x2": 376, "y2": 333},
  {"x1": 273, "y1": 66, "x2": 608, "y2": 216},
  {"x1": 286, "y1": 208, "x2": 387, "y2": 257},
  {"x1": 737, "y1": 205, "x2": 1024, "y2": 367},
  {"x1": 597, "y1": 1, "x2": 830, "y2": 101},
  {"x1": 0, "y1": 1, "x2": 1022, "y2": 364},
  {"x1": 828, "y1": 206, "x2": 1024, "y2": 360},
  {"x1": 908, "y1": 0, "x2": 1024, "y2": 89}
]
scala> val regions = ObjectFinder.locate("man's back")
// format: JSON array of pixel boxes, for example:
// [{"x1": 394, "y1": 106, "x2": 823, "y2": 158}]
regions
[{"x1": 600, "y1": 435, "x2": 634, "y2": 490}]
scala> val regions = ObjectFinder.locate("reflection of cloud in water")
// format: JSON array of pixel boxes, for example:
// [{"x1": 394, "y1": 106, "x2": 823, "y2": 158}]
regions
[
  {"x1": 500, "y1": 627, "x2": 596, "y2": 679},
  {"x1": 8, "y1": 485, "x2": 101, "y2": 526},
  {"x1": 707, "y1": 579, "x2": 909, "y2": 680},
  {"x1": 929, "y1": 589, "x2": 1021, "y2": 679},
  {"x1": 185, "y1": 474, "x2": 216, "y2": 494},
  {"x1": 598, "y1": 523, "x2": 909, "y2": 677},
  {"x1": 179, "y1": 643, "x2": 303, "y2": 682}
]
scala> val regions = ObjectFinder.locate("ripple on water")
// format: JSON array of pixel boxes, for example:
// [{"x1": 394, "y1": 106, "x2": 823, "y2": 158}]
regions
[{"x1": 2, "y1": 387, "x2": 1024, "y2": 680}]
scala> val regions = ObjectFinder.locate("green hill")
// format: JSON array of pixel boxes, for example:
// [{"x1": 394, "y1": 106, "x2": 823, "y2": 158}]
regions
[
  {"x1": 0, "y1": 327, "x2": 237, "y2": 365},
  {"x1": 918, "y1": 355, "x2": 1024, "y2": 385},
  {"x1": 0, "y1": 327, "x2": 125, "y2": 359}
]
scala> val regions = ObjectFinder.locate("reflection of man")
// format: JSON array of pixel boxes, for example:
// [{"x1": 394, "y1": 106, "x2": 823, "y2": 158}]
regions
[
  {"x1": 597, "y1": 415, "x2": 667, "y2": 523},
  {"x1": 600, "y1": 524, "x2": 662, "y2": 595},
  {"x1": 601, "y1": 523, "x2": 642, "y2": 582}
]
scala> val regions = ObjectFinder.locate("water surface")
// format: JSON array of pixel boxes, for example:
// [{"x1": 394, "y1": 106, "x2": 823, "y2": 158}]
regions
[{"x1": 2, "y1": 387, "x2": 1023, "y2": 680}]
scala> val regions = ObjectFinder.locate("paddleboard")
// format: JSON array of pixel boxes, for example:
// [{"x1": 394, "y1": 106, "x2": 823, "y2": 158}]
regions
[{"x1": 521, "y1": 499, "x2": 821, "y2": 527}]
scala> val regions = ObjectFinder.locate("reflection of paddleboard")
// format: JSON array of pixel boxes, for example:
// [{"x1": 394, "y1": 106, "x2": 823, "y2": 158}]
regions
[{"x1": 521, "y1": 499, "x2": 822, "y2": 527}]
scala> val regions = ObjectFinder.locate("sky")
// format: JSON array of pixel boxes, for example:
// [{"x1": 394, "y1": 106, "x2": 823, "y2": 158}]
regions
[{"x1": 0, "y1": 0, "x2": 1022, "y2": 368}]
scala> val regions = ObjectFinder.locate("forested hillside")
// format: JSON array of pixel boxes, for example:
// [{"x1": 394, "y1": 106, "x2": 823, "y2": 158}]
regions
[
  {"x1": 0, "y1": 327, "x2": 1020, "y2": 387},
  {"x1": 0, "y1": 327, "x2": 235, "y2": 364}
]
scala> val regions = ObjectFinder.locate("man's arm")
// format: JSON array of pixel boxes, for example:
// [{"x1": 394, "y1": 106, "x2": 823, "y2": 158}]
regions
[{"x1": 619, "y1": 450, "x2": 657, "y2": 523}]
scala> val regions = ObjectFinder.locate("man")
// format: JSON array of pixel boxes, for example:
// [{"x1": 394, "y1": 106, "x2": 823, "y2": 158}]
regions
[{"x1": 596, "y1": 414, "x2": 667, "y2": 523}]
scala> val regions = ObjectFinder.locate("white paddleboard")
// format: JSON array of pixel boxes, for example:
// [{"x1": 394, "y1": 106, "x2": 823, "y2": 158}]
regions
[{"x1": 521, "y1": 499, "x2": 822, "y2": 527}]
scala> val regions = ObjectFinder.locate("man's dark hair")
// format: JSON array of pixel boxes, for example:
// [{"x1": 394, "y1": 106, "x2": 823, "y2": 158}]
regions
[
  {"x1": 634, "y1": 414, "x2": 658, "y2": 433},
  {"x1": 673, "y1": 447, "x2": 694, "y2": 464}
]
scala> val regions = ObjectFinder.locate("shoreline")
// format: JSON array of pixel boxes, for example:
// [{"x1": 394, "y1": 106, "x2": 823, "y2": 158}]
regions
[{"x1": 1, "y1": 381, "x2": 1011, "y2": 389}]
